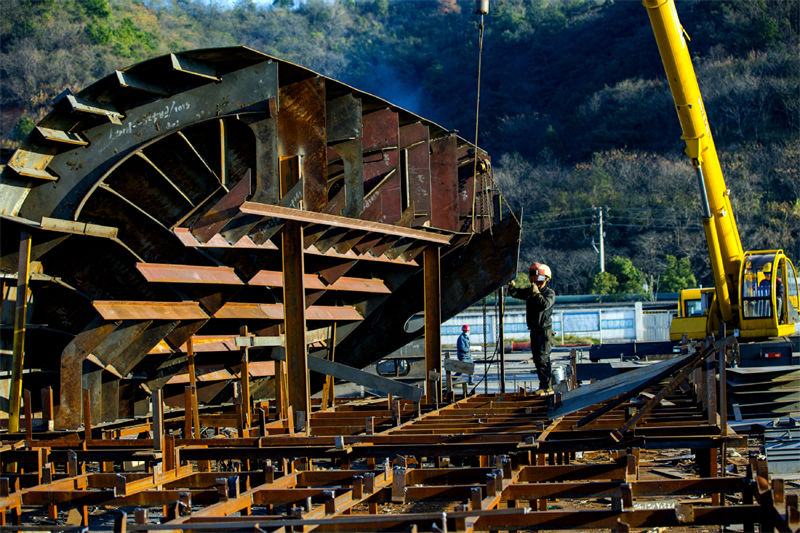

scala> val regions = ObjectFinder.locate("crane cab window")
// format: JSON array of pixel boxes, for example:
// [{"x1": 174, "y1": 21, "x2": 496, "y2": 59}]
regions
[
  {"x1": 685, "y1": 299, "x2": 704, "y2": 317},
  {"x1": 741, "y1": 254, "x2": 777, "y2": 319},
  {"x1": 783, "y1": 259, "x2": 799, "y2": 324}
]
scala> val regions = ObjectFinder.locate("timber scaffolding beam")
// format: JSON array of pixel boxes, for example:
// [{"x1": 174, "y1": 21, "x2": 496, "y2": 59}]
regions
[{"x1": 1, "y1": 341, "x2": 798, "y2": 532}]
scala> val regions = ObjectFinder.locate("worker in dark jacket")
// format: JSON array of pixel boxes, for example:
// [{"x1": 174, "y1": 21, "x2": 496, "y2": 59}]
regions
[
  {"x1": 508, "y1": 262, "x2": 556, "y2": 395},
  {"x1": 456, "y1": 324, "x2": 473, "y2": 384}
]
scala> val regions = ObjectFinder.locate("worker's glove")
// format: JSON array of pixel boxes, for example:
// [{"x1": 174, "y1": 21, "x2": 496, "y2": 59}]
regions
[
  {"x1": 508, "y1": 280, "x2": 516, "y2": 289},
  {"x1": 530, "y1": 283, "x2": 540, "y2": 294}
]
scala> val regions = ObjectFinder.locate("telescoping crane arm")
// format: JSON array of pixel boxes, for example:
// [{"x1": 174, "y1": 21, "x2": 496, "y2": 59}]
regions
[
  {"x1": 645, "y1": 0, "x2": 800, "y2": 341},
  {"x1": 642, "y1": 0, "x2": 743, "y2": 324}
]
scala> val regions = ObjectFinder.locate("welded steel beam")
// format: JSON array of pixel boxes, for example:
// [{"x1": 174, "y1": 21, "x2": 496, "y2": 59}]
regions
[
  {"x1": 282, "y1": 220, "x2": 309, "y2": 432},
  {"x1": 424, "y1": 246, "x2": 442, "y2": 403},
  {"x1": 239, "y1": 202, "x2": 451, "y2": 245},
  {"x1": 136, "y1": 263, "x2": 244, "y2": 285}
]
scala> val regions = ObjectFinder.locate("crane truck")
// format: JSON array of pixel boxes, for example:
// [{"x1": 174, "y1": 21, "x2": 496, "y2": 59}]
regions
[{"x1": 642, "y1": 0, "x2": 800, "y2": 359}]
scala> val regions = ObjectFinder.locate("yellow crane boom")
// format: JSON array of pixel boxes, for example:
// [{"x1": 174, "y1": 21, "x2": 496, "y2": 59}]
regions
[{"x1": 644, "y1": 0, "x2": 799, "y2": 340}]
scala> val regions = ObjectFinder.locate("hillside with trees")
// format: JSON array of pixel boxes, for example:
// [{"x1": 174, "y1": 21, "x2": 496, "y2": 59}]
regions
[{"x1": 2, "y1": 0, "x2": 798, "y2": 296}]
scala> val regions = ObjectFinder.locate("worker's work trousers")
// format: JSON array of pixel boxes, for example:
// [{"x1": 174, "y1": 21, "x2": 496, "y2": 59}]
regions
[{"x1": 531, "y1": 329, "x2": 553, "y2": 389}]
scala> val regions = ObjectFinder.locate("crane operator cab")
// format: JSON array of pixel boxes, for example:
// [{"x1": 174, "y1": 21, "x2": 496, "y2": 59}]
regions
[
  {"x1": 671, "y1": 250, "x2": 800, "y2": 343},
  {"x1": 740, "y1": 251, "x2": 800, "y2": 337}
]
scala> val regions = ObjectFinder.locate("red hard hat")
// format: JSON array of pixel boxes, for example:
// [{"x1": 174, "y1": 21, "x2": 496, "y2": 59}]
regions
[{"x1": 462, "y1": 324, "x2": 470, "y2": 332}]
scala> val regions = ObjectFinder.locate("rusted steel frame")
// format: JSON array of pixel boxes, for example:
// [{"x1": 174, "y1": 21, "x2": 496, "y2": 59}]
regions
[
  {"x1": 278, "y1": 78, "x2": 327, "y2": 214},
  {"x1": 239, "y1": 325, "x2": 252, "y2": 430},
  {"x1": 240, "y1": 202, "x2": 451, "y2": 244},
  {"x1": 247, "y1": 270, "x2": 390, "y2": 293},
  {"x1": 213, "y1": 302, "x2": 362, "y2": 321},
  {"x1": 517, "y1": 461, "x2": 628, "y2": 483},
  {"x1": 504, "y1": 477, "x2": 747, "y2": 500},
  {"x1": 572, "y1": 359, "x2": 702, "y2": 430},
  {"x1": 57, "y1": 320, "x2": 122, "y2": 430},
  {"x1": 93, "y1": 301, "x2": 209, "y2": 320},
  {"x1": 136, "y1": 263, "x2": 244, "y2": 284},
  {"x1": 326, "y1": 95, "x2": 363, "y2": 216},
  {"x1": 190, "y1": 168, "x2": 252, "y2": 243},
  {"x1": 8, "y1": 231, "x2": 31, "y2": 434},
  {"x1": 360, "y1": 108, "x2": 401, "y2": 224},
  {"x1": 186, "y1": 339, "x2": 201, "y2": 439},
  {"x1": 173, "y1": 227, "x2": 279, "y2": 250},
  {"x1": 163, "y1": 471, "x2": 299, "y2": 522},
  {"x1": 614, "y1": 342, "x2": 718, "y2": 439},
  {"x1": 174, "y1": 225, "x2": 418, "y2": 265},
  {"x1": 423, "y1": 246, "x2": 442, "y2": 403},
  {"x1": 320, "y1": 323, "x2": 337, "y2": 409},
  {"x1": 399, "y1": 123, "x2": 432, "y2": 222},
  {"x1": 429, "y1": 135, "x2": 459, "y2": 231},
  {"x1": 281, "y1": 219, "x2": 310, "y2": 434},
  {"x1": 470, "y1": 505, "x2": 763, "y2": 530}
]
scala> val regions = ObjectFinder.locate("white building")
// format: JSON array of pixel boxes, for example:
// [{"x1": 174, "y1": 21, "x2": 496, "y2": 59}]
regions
[{"x1": 442, "y1": 297, "x2": 678, "y2": 347}]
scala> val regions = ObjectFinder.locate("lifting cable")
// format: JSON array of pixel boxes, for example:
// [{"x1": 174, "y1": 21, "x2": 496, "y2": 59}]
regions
[
  {"x1": 470, "y1": 2, "x2": 522, "y2": 236},
  {"x1": 470, "y1": 5, "x2": 487, "y2": 235}
]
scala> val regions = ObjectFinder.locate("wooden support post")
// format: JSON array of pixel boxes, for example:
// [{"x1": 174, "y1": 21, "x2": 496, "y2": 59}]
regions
[
  {"x1": 282, "y1": 218, "x2": 310, "y2": 433},
  {"x1": 423, "y1": 246, "x2": 442, "y2": 405},
  {"x1": 186, "y1": 339, "x2": 201, "y2": 439},
  {"x1": 239, "y1": 325, "x2": 252, "y2": 429},
  {"x1": 8, "y1": 231, "x2": 31, "y2": 434}
]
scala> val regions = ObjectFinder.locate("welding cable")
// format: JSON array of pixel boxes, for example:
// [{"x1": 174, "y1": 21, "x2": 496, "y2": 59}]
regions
[{"x1": 470, "y1": 288, "x2": 504, "y2": 395}]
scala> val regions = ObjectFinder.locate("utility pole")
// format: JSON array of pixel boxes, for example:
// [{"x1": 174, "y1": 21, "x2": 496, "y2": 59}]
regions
[
  {"x1": 599, "y1": 207, "x2": 605, "y2": 272},
  {"x1": 592, "y1": 207, "x2": 606, "y2": 272}
]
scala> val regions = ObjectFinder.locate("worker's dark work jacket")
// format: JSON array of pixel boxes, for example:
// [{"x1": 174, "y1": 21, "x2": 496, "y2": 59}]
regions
[{"x1": 508, "y1": 285, "x2": 556, "y2": 332}]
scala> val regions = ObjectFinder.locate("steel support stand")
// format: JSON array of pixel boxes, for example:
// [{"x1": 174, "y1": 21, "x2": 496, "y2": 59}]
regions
[
  {"x1": 240, "y1": 325, "x2": 252, "y2": 429},
  {"x1": 498, "y1": 286, "x2": 506, "y2": 393},
  {"x1": 423, "y1": 246, "x2": 442, "y2": 404},
  {"x1": 186, "y1": 339, "x2": 201, "y2": 438},
  {"x1": 282, "y1": 219, "x2": 310, "y2": 433}
]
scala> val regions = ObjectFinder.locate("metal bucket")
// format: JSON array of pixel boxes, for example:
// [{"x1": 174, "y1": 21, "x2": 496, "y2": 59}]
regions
[{"x1": 552, "y1": 365, "x2": 566, "y2": 385}]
